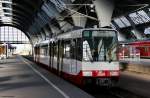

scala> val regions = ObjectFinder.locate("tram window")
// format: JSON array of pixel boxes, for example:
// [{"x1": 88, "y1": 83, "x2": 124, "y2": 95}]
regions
[
  {"x1": 44, "y1": 47, "x2": 48, "y2": 56},
  {"x1": 40, "y1": 49, "x2": 44, "y2": 55},
  {"x1": 76, "y1": 38, "x2": 82, "y2": 61},
  {"x1": 54, "y1": 44, "x2": 57, "y2": 57},
  {"x1": 44, "y1": 48, "x2": 46, "y2": 56},
  {"x1": 66, "y1": 45, "x2": 70, "y2": 58},
  {"x1": 41, "y1": 46, "x2": 48, "y2": 56},
  {"x1": 64, "y1": 41, "x2": 71, "y2": 58},
  {"x1": 59, "y1": 41, "x2": 64, "y2": 57},
  {"x1": 82, "y1": 37, "x2": 117, "y2": 61},
  {"x1": 70, "y1": 40, "x2": 76, "y2": 59},
  {"x1": 51, "y1": 43, "x2": 55, "y2": 57}
]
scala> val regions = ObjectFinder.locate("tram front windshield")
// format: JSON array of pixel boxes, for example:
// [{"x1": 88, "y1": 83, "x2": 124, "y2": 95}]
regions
[{"x1": 82, "y1": 30, "x2": 118, "y2": 62}]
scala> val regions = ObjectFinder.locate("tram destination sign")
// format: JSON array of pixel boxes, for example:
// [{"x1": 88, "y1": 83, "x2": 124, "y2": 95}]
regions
[{"x1": 83, "y1": 30, "x2": 116, "y2": 37}]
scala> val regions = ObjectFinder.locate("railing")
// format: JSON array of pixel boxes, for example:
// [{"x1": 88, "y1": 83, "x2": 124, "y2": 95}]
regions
[{"x1": 119, "y1": 52, "x2": 140, "y2": 61}]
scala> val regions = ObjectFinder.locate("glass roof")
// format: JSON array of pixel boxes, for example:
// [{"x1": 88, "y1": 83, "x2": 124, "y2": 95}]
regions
[
  {"x1": 112, "y1": 8, "x2": 150, "y2": 29},
  {"x1": 129, "y1": 10, "x2": 150, "y2": 24},
  {"x1": 110, "y1": 23, "x2": 116, "y2": 29},
  {"x1": 120, "y1": 16, "x2": 131, "y2": 27},
  {"x1": 0, "y1": 0, "x2": 12, "y2": 23},
  {"x1": 0, "y1": 26, "x2": 29, "y2": 42},
  {"x1": 144, "y1": 27, "x2": 150, "y2": 34},
  {"x1": 114, "y1": 16, "x2": 131, "y2": 28},
  {"x1": 114, "y1": 18, "x2": 126, "y2": 28}
]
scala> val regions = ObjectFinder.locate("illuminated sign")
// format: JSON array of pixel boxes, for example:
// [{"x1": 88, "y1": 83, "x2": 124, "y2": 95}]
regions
[{"x1": 83, "y1": 30, "x2": 116, "y2": 37}]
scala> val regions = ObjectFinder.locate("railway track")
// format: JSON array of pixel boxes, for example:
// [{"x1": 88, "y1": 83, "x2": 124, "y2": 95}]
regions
[
  {"x1": 83, "y1": 86, "x2": 148, "y2": 98},
  {"x1": 108, "y1": 90, "x2": 126, "y2": 98}
]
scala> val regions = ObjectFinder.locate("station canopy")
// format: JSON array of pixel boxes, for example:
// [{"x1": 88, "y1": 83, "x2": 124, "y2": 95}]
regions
[{"x1": 0, "y1": 0, "x2": 149, "y2": 43}]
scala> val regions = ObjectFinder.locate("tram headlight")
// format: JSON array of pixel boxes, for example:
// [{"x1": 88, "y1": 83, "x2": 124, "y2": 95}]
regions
[
  {"x1": 110, "y1": 71, "x2": 119, "y2": 76},
  {"x1": 82, "y1": 71, "x2": 92, "y2": 76}
]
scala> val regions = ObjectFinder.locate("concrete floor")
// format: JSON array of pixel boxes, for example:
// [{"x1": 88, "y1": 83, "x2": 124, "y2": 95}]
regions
[
  {"x1": 119, "y1": 59, "x2": 150, "y2": 98},
  {"x1": 118, "y1": 71, "x2": 150, "y2": 98},
  {"x1": 0, "y1": 55, "x2": 93, "y2": 98},
  {"x1": 0, "y1": 55, "x2": 150, "y2": 98}
]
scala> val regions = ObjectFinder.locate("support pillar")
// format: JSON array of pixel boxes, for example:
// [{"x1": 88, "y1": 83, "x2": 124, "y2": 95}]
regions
[
  {"x1": 72, "y1": 13, "x2": 87, "y2": 28},
  {"x1": 93, "y1": 0, "x2": 114, "y2": 27}
]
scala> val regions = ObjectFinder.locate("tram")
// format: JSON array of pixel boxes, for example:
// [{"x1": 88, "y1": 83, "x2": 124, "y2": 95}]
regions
[{"x1": 34, "y1": 28, "x2": 120, "y2": 86}]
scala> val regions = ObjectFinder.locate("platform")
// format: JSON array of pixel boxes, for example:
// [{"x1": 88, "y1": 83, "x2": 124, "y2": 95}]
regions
[
  {"x1": 119, "y1": 59, "x2": 150, "y2": 98},
  {"x1": 120, "y1": 58, "x2": 150, "y2": 74},
  {"x1": 0, "y1": 55, "x2": 94, "y2": 98},
  {"x1": 118, "y1": 71, "x2": 150, "y2": 98},
  {"x1": 120, "y1": 58, "x2": 150, "y2": 65}
]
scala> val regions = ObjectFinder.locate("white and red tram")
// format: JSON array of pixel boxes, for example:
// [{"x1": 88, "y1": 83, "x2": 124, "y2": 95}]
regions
[{"x1": 34, "y1": 28, "x2": 120, "y2": 86}]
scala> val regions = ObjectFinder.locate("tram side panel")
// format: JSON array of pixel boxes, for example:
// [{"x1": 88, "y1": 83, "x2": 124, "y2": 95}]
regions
[
  {"x1": 50, "y1": 40, "x2": 82, "y2": 76},
  {"x1": 39, "y1": 45, "x2": 49, "y2": 66},
  {"x1": 49, "y1": 42, "x2": 60, "y2": 73},
  {"x1": 61, "y1": 39, "x2": 83, "y2": 81},
  {"x1": 34, "y1": 47, "x2": 38, "y2": 62},
  {"x1": 34, "y1": 28, "x2": 120, "y2": 86},
  {"x1": 34, "y1": 47, "x2": 40, "y2": 63}
]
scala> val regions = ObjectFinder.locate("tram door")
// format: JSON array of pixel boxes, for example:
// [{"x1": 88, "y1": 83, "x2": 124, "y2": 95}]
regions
[
  {"x1": 57, "y1": 41, "x2": 60, "y2": 75},
  {"x1": 37, "y1": 47, "x2": 40, "y2": 63},
  {"x1": 71, "y1": 39, "x2": 77, "y2": 74},
  {"x1": 50, "y1": 42, "x2": 54, "y2": 70},
  {"x1": 49, "y1": 42, "x2": 52, "y2": 69},
  {"x1": 58, "y1": 41, "x2": 64, "y2": 75}
]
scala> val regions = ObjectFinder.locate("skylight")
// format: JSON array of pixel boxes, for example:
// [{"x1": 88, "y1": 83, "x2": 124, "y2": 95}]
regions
[
  {"x1": 0, "y1": 0, "x2": 12, "y2": 23},
  {"x1": 144, "y1": 27, "x2": 150, "y2": 34},
  {"x1": 129, "y1": 10, "x2": 150, "y2": 25},
  {"x1": 114, "y1": 18, "x2": 126, "y2": 28},
  {"x1": 120, "y1": 16, "x2": 131, "y2": 27}
]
